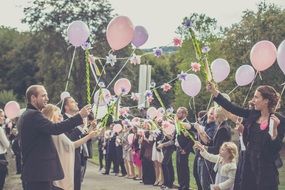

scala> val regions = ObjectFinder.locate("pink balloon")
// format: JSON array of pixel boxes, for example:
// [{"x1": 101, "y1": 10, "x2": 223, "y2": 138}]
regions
[
  {"x1": 4, "y1": 101, "x2": 21, "y2": 119},
  {"x1": 67, "y1": 21, "x2": 90, "y2": 47},
  {"x1": 147, "y1": 107, "x2": 157, "y2": 119},
  {"x1": 93, "y1": 88, "x2": 111, "y2": 106},
  {"x1": 113, "y1": 124, "x2": 123, "y2": 133},
  {"x1": 127, "y1": 133, "x2": 134, "y2": 145},
  {"x1": 106, "y1": 16, "x2": 134, "y2": 51},
  {"x1": 235, "y1": 65, "x2": 255, "y2": 86},
  {"x1": 211, "y1": 58, "x2": 230, "y2": 83},
  {"x1": 277, "y1": 40, "x2": 285, "y2": 75},
  {"x1": 181, "y1": 74, "x2": 201, "y2": 97},
  {"x1": 250, "y1": 40, "x2": 277, "y2": 71},
  {"x1": 132, "y1": 26, "x2": 149, "y2": 48},
  {"x1": 114, "y1": 78, "x2": 131, "y2": 96}
]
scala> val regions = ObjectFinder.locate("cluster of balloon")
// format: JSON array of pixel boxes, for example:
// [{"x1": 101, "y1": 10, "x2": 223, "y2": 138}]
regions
[
  {"x1": 114, "y1": 78, "x2": 131, "y2": 96},
  {"x1": 106, "y1": 16, "x2": 149, "y2": 50},
  {"x1": 67, "y1": 21, "x2": 90, "y2": 47},
  {"x1": 181, "y1": 74, "x2": 201, "y2": 97}
]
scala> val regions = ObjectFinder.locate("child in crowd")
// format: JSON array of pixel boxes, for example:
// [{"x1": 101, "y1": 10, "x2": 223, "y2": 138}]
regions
[{"x1": 195, "y1": 141, "x2": 238, "y2": 190}]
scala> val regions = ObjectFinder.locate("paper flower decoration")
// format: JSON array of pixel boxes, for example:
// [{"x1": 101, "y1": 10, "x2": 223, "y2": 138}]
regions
[
  {"x1": 177, "y1": 71, "x2": 188, "y2": 81},
  {"x1": 81, "y1": 42, "x2": 92, "y2": 50},
  {"x1": 106, "y1": 53, "x2": 117, "y2": 66},
  {"x1": 150, "y1": 81, "x2": 156, "y2": 88},
  {"x1": 191, "y1": 62, "x2": 201, "y2": 72},
  {"x1": 147, "y1": 96, "x2": 154, "y2": 103},
  {"x1": 166, "y1": 107, "x2": 174, "y2": 114},
  {"x1": 162, "y1": 120, "x2": 172, "y2": 128},
  {"x1": 122, "y1": 119, "x2": 130, "y2": 127},
  {"x1": 130, "y1": 54, "x2": 141, "y2": 65},
  {"x1": 183, "y1": 19, "x2": 192, "y2": 29},
  {"x1": 131, "y1": 92, "x2": 140, "y2": 101},
  {"x1": 98, "y1": 82, "x2": 105, "y2": 88},
  {"x1": 145, "y1": 90, "x2": 153, "y2": 97},
  {"x1": 119, "y1": 107, "x2": 130, "y2": 117},
  {"x1": 89, "y1": 55, "x2": 95, "y2": 65},
  {"x1": 153, "y1": 47, "x2": 163, "y2": 57},
  {"x1": 173, "y1": 37, "x2": 182, "y2": 47},
  {"x1": 202, "y1": 46, "x2": 210, "y2": 53},
  {"x1": 161, "y1": 83, "x2": 172, "y2": 92}
]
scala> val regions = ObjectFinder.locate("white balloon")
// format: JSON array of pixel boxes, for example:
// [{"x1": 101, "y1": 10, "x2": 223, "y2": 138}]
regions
[
  {"x1": 92, "y1": 105, "x2": 108, "y2": 119},
  {"x1": 93, "y1": 88, "x2": 111, "y2": 106},
  {"x1": 181, "y1": 74, "x2": 201, "y2": 97},
  {"x1": 147, "y1": 107, "x2": 157, "y2": 119},
  {"x1": 67, "y1": 21, "x2": 90, "y2": 47},
  {"x1": 277, "y1": 40, "x2": 285, "y2": 75},
  {"x1": 60, "y1": 91, "x2": 70, "y2": 101},
  {"x1": 211, "y1": 58, "x2": 230, "y2": 83},
  {"x1": 235, "y1": 65, "x2": 255, "y2": 86}
]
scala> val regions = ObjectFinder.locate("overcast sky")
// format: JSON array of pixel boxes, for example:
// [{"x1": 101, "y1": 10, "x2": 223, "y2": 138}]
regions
[{"x1": 0, "y1": 0, "x2": 284, "y2": 48}]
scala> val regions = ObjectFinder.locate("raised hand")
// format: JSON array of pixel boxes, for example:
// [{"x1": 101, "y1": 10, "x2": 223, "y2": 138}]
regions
[
  {"x1": 79, "y1": 104, "x2": 92, "y2": 118},
  {"x1": 206, "y1": 81, "x2": 219, "y2": 97}
]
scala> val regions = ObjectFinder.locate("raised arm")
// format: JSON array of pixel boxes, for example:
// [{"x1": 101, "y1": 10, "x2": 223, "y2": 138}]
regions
[{"x1": 207, "y1": 82, "x2": 250, "y2": 118}]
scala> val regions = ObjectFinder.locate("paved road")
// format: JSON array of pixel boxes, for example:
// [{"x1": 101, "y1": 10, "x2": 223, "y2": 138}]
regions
[
  {"x1": 5, "y1": 156, "x2": 163, "y2": 190},
  {"x1": 82, "y1": 162, "x2": 160, "y2": 190}
]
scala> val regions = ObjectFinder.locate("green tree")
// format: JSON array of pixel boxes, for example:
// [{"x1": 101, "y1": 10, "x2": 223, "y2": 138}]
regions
[
  {"x1": 219, "y1": 2, "x2": 285, "y2": 110},
  {"x1": 21, "y1": 0, "x2": 116, "y2": 105}
]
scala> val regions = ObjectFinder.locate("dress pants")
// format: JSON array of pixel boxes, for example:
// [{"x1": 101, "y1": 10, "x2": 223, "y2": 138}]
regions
[
  {"x1": 176, "y1": 150, "x2": 190, "y2": 190},
  {"x1": 0, "y1": 154, "x2": 8, "y2": 190},
  {"x1": 162, "y1": 148, "x2": 174, "y2": 188}
]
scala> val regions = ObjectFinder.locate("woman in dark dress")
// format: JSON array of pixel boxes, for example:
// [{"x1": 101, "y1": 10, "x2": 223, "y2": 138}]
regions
[
  {"x1": 207, "y1": 83, "x2": 285, "y2": 190},
  {"x1": 140, "y1": 126, "x2": 155, "y2": 185}
]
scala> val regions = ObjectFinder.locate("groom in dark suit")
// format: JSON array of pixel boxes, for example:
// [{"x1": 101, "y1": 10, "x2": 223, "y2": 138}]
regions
[
  {"x1": 18, "y1": 85, "x2": 91, "y2": 190},
  {"x1": 62, "y1": 96, "x2": 88, "y2": 190}
]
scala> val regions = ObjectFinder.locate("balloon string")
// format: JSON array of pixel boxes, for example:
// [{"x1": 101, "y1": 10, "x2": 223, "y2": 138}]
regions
[
  {"x1": 193, "y1": 97, "x2": 197, "y2": 122},
  {"x1": 61, "y1": 47, "x2": 76, "y2": 111},
  {"x1": 206, "y1": 94, "x2": 213, "y2": 111},
  {"x1": 106, "y1": 49, "x2": 136, "y2": 88},
  {"x1": 258, "y1": 72, "x2": 263, "y2": 80},
  {"x1": 242, "y1": 71, "x2": 258, "y2": 106},
  {"x1": 152, "y1": 88, "x2": 166, "y2": 109},
  {"x1": 65, "y1": 47, "x2": 77, "y2": 91},
  {"x1": 276, "y1": 83, "x2": 285, "y2": 110},
  {"x1": 89, "y1": 61, "x2": 99, "y2": 83},
  {"x1": 91, "y1": 63, "x2": 107, "y2": 97},
  {"x1": 228, "y1": 86, "x2": 239, "y2": 95},
  {"x1": 85, "y1": 50, "x2": 91, "y2": 104}
]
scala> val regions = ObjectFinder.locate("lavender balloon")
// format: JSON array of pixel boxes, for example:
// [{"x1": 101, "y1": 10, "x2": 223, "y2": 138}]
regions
[
  {"x1": 132, "y1": 26, "x2": 149, "y2": 48},
  {"x1": 67, "y1": 21, "x2": 90, "y2": 47}
]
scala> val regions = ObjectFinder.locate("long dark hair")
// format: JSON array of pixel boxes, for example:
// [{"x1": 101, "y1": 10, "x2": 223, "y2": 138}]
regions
[{"x1": 256, "y1": 85, "x2": 280, "y2": 113}]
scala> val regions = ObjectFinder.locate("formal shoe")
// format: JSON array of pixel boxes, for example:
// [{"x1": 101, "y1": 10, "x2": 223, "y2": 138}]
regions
[
  {"x1": 118, "y1": 174, "x2": 127, "y2": 177},
  {"x1": 102, "y1": 172, "x2": 109, "y2": 175},
  {"x1": 153, "y1": 181, "x2": 159, "y2": 186}
]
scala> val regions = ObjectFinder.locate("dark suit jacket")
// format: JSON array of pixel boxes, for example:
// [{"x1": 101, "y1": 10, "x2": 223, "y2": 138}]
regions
[{"x1": 18, "y1": 103, "x2": 83, "y2": 182}]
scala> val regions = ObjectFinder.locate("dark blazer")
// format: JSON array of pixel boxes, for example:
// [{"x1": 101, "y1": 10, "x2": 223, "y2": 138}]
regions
[{"x1": 18, "y1": 104, "x2": 83, "y2": 182}]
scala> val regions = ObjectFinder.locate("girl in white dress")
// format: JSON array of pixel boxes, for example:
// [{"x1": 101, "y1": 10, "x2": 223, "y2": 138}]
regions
[{"x1": 195, "y1": 141, "x2": 238, "y2": 190}]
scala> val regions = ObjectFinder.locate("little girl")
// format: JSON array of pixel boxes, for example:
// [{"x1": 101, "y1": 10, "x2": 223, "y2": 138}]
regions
[{"x1": 195, "y1": 141, "x2": 238, "y2": 190}]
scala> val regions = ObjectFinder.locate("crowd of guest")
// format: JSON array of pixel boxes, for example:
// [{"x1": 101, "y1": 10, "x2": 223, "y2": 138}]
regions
[{"x1": 0, "y1": 83, "x2": 284, "y2": 190}]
